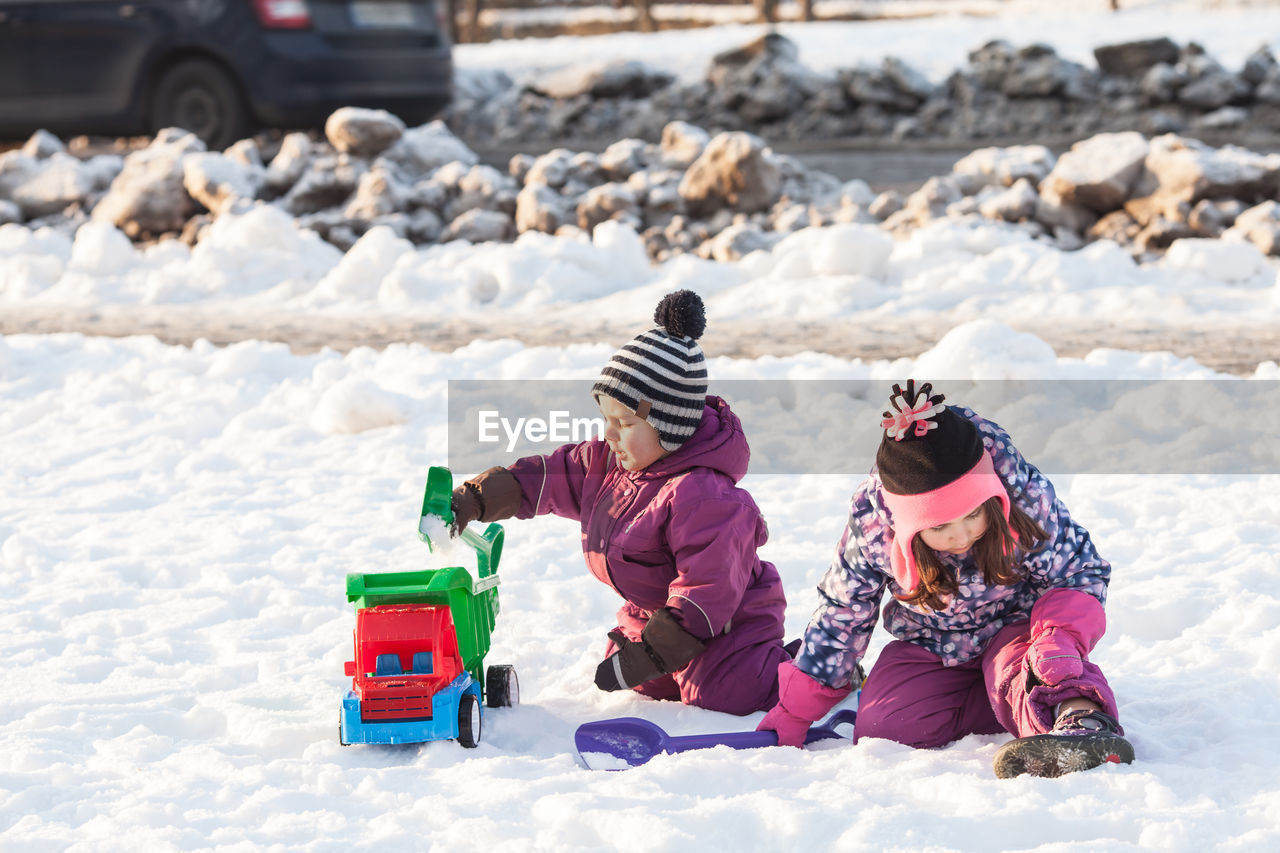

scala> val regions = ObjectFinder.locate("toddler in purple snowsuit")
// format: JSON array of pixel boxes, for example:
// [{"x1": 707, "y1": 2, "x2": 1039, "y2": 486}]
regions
[
  {"x1": 759, "y1": 381, "x2": 1134, "y2": 777},
  {"x1": 451, "y1": 292, "x2": 791, "y2": 716}
]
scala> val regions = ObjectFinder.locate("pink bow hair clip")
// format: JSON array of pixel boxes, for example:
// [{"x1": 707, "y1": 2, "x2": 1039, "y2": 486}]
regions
[{"x1": 881, "y1": 380, "x2": 946, "y2": 441}]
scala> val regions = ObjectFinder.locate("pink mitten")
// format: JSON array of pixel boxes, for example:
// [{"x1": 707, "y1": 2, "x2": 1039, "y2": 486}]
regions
[
  {"x1": 1027, "y1": 626, "x2": 1085, "y2": 685},
  {"x1": 756, "y1": 662, "x2": 850, "y2": 747},
  {"x1": 757, "y1": 702, "x2": 813, "y2": 748},
  {"x1": 1027, "y1": 588, "x2": 1106, "y2": 686}
]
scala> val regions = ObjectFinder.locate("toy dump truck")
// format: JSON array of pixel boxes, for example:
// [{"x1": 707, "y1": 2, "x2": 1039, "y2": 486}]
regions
[{"x1": 339, "y1": 467, "x2": 518, "y2": 746}]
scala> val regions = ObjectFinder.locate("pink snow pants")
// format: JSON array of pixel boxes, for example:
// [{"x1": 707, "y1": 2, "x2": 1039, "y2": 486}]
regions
[{"x1": 853, "y1": 620, "x2": 1121, "y2": 748}]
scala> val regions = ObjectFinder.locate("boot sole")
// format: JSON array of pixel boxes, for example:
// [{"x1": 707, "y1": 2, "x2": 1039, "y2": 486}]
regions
[{"x1": 993, "y1": 732, "x2": 1135, "y2": 779}]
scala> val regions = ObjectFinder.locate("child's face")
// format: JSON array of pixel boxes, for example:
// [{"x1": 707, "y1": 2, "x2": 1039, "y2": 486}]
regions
[
  {"x1": 918, "y1": 503, "x2": 990, "y2": 556},
  {"x1": 598, "y1": 395, "x2": 669, "y2": 471}
]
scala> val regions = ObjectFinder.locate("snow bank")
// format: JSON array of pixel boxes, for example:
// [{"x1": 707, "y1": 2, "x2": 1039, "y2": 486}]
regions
[{"x1": 3, "y1": 208, "x2": 1278, "y2": 332}]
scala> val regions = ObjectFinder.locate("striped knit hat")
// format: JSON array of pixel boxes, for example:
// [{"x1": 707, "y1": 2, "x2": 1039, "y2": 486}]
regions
[{"x1": 592, "y1": 290, "x2": 709, "y2": 451}]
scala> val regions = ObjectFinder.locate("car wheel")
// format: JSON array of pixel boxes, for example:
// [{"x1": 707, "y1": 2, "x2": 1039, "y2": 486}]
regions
[
  {"x1": 456, "y1": 692, "x2": 481, "y2": 748},
  {"x1": 486, "y1": 664, "x2": 519, "y2": 708},
  {"x1": 150, "y1": 58, "x2": 250, "y2": 150}
]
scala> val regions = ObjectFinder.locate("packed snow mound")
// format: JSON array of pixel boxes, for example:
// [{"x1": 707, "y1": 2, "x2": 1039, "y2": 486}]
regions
[
  {"x1": 311, "y1": 376, "x2": 413, "y2": 434},
  {"x1": 911, "y1": 319, "x2": 1061, "y2": 379}
]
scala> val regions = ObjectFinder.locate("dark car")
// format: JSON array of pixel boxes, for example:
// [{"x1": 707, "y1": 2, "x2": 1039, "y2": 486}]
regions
[{"x1": 0, "y1": 0, "x2": 453, "y2": 149}]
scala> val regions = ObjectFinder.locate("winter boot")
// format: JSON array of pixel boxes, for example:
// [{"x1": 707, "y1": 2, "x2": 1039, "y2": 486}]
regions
[{"x1": 993, "y1": 708, "x2": 1134, "y2": 779}]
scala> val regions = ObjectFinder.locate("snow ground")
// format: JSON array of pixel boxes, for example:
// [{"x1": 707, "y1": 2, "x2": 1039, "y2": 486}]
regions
[
  {"x1": 4, "y1": 2, "x2": 1280, "y2": 851},
  {"x1": 2, "y1": 327, "x2": 1280, "y2": 851}
]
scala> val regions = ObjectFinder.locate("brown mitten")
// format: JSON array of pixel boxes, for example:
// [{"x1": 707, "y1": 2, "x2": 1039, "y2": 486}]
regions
[{"x1": 450, "y1": 466, "x2": 523, "y2": 536}]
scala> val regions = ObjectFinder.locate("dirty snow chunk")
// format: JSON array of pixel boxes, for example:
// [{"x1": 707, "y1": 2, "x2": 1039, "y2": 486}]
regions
[
  {"x1": 1178, "y1": 69, "x2": 1249, "y2": 110},
  {"x1": 1224, "y1": 200, "x2": 1280, "y2": 255},
  {"x1": 344, "y1": 165, "x2": 410, "y2": 221},
  {"x1": 223, "y1": 138, "x2": 264, "y2": 170},
  {"x1": 952, "y1": 144, "x2": 1056, "y2": 191},
  {"x1": 325, "y1": 107, "x2": 406, "y2": 158},
  {"x1": 22, "y1": 129, "x2": 65, "y2": 160},
  {"x1": 383, "y1": 121, "x2": 478, "y2": 176},
  {"x1": 679, "y1": 131, "x2": 781, "y2": 215},
  {"x1": 183, "y1": 151, "x2": 261, "y2": 215},
  {"x1": 1194, "y1": 106, "x2": 1249, "y2": 130},
  {"x1": 841, "y1": 179, "x2": 876, "y2": 208},
  {"x1": 882, "y1": 56, "x2": 934, "y2": 101},
  {"x1": 979, "y1": 179, "x2": 1039, "y2": 222},
  {"x1": 708, "y1": 223, "x2": 773, "y2": 262},
  {"x1": 1163, "y1": 238, "x2": 1270, "y2": 284},
  {"x1": 264, "y1": 132, "x2": 315, "y2": 193},
  {"x1": 1093, "y1": 37, "x2": 1180, "y2": 77},
  {"x1": 599, "y1": 138, "x2": 649, "y2": 180},
  {"x1": 69, "y1": 222, "x2": 136, "y2": 275},
  {"x1": 524, "y1": 149, "x2": 575, "y2": 189},
  {"x1": 445, "y1": 209, "x2": 514, "y2": 244},
  {"x1": 661, "y1": 121, "x2": 710, "y2": 168},
  {"x1": 577, "y1": 183, "x2": 639, "y2": 231},
  {"x1": 452, "y1": 164, "x2": 518, "y2": 219},
  {"x1": 1041, "y1": 132, "x2": 1149, "y2": 213},
  {"x1": 531, "y1": 59, "x2": 673, "y2": 100},
  {"x1": 311, "y1": 377, "x2": 411, "y2": 434},
  {"x1": 515, "y1": 183, "x2": 573, "y2": 234},
  {"x1": 1143, "y1": 135, "x2": 1279, "y2": 204},
  {"x1": 10, "y1": 153, "x2": 101, "y2": 219},
  {"x1": 92, "y1": 128, "x2": 205, "y2": 236},
  {"x1": 0, "y1": 151, "x2": 37, "y2": 200}
]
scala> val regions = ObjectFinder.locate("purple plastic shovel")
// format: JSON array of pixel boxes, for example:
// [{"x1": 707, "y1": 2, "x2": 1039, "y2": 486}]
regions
[{"x1": 574, "y1": 708, "x2": 858, "y2": 770}]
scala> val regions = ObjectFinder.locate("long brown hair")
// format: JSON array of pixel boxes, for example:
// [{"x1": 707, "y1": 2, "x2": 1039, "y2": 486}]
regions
[{"x1": 897, "y1": 497, "x2": 1048, "y2": 612}]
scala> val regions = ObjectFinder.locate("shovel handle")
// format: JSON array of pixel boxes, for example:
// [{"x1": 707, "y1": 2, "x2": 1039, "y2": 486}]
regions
[{"x1": 664, "y1": 707, "x2": 858, "y2": 754}]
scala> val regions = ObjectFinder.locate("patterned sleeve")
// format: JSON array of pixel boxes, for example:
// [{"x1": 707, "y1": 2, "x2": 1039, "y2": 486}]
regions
[
  {"x1": 970, "y1": 409, "x2": 1111, "y2": 606},
  {"x1": 792, "y1": 483, "x2": 889, "y2": 690}
]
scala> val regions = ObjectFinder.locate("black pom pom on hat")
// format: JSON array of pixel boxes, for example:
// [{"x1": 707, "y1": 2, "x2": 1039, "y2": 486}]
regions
[
  {"x1": 592, "y1": 290, "x2": 710, "y2": 451},
  {"x1": 653, "y1": 289, "x2": 706, "y2": 340}
]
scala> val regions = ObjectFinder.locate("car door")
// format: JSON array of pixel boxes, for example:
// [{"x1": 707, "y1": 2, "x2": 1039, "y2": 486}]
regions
[
  {"x1": 0, "y1": 1, "x2": 39, "y2": 124},
  {"x1": 20, "y1": 0, "x2": 169, "y2": 125}
]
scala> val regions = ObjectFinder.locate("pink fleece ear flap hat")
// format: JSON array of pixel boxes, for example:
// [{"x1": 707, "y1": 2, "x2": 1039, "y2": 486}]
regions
[{"x1": 875, "y1": 381, "x2": 1012, "y2": 593}]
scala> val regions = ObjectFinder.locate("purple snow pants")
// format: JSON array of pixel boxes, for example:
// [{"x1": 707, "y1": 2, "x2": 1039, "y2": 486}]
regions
[
  {"x1": 853, "y1": 621, "x2": 1121, "y2": 748},
  {"x1": 604, "y1": 629, "x2": 790, "y2": 716}
]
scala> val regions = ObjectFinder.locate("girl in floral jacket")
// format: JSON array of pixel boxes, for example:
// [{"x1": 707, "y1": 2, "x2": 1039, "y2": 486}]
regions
[{"x1": 758, "y1": 381, "x2": 1134, "y2": 778}]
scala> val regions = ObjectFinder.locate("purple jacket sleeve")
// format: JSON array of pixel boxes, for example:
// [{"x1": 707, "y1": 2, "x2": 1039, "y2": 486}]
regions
[
  {"x1": 506, "y1": 441, "x2": 597, "y2": 521},
  {"x1": 793, "y1": 487, "x2": 887, "y2": 691},
  {"x1": 662, "y1": 482, "x2": 767, "y2": 640}
]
